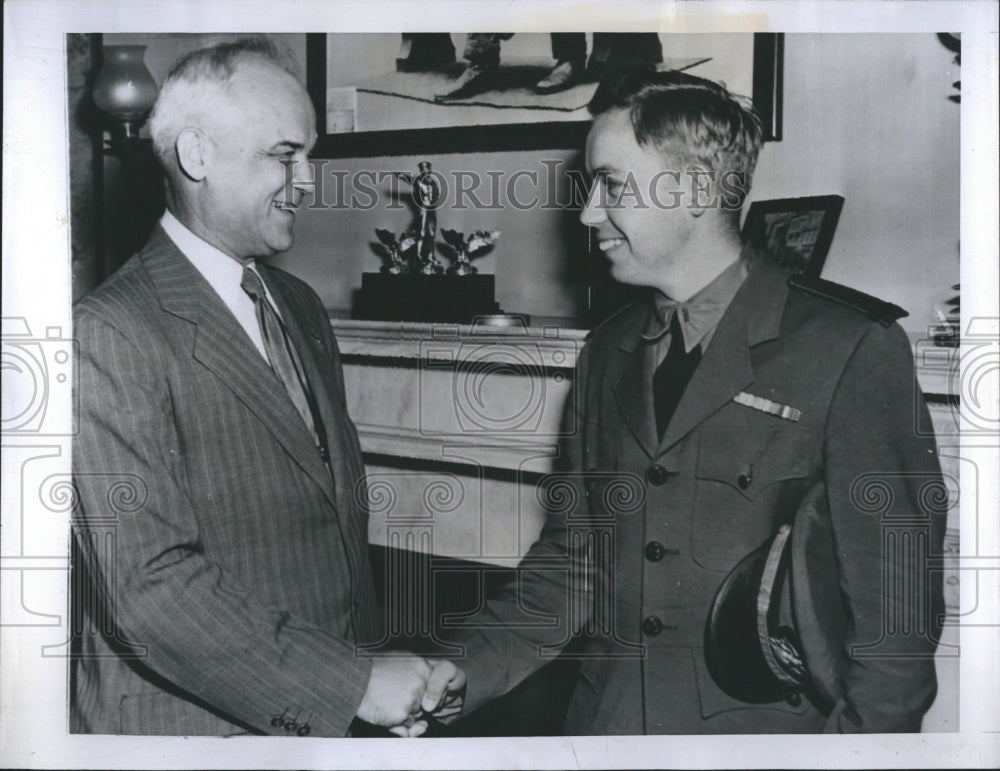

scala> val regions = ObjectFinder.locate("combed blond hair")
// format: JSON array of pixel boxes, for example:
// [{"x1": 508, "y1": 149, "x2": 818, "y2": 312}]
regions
[{"x1": 589, "y1": 69, "x2": 764, "y2": 212}]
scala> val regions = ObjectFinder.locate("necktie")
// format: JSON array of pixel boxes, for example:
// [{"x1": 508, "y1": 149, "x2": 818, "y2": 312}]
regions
[
  {"x1": 241, "y1": 266, "x2": 325, "y2": 455},
  {"x1": 653, "y1": 311, "x2": 702, "y2": 440}
]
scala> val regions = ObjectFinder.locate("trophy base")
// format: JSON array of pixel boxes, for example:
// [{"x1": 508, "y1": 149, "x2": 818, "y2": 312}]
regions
[{"x1": 355, "y1": 273, "x2": 502, "y2": 324}]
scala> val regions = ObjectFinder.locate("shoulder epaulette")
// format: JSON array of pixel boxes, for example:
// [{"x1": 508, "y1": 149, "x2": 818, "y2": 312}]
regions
[{"x1": 788, "y1": 273, "x2": 908, "y2": 327}]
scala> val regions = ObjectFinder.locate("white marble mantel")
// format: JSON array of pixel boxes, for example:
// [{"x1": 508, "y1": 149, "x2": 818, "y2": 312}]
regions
[{"x1": 332, "y1": 319, "x2": 587, "y2": 475}]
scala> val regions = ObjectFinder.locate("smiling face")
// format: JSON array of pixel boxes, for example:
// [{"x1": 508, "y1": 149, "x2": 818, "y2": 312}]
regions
[
  {"x1": 581, "y1": 108, "x2": 702, "y2": 298},
  {"x1": 199, "y1": 61, "x2": 317, "y2": 261}
]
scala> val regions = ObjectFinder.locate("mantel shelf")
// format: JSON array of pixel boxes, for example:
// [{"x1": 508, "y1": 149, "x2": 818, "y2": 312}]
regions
[{"x1": 330, "y1": 318, "x2": 587, "y2": 368}]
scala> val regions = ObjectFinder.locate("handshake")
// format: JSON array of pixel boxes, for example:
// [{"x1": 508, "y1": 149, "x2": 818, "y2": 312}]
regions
[{"x1": 356, "y1": 655, "x2": 466, "y2": 737}]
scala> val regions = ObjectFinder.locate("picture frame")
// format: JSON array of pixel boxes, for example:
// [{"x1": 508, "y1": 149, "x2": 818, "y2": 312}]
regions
[
  {"x1": 741, "y1": 194, "x2": 845, "y2": 277},
  {"x1": 306, "y1": 32, "x2": 783, "y2": 157}
]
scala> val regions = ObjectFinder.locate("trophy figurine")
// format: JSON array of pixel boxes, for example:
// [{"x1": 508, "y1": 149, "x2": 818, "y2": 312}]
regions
[
  {"x1": 398, "y1": 161, "x2": 444, "y2": 275},
  {"x1": 374, "y1": 228, "x2": 416, "y2": 274},
  {"x1": 441, "y1": 229, "x2": 501, "y2": 275}
]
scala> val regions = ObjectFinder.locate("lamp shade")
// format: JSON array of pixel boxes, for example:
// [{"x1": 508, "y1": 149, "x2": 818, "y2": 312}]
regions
[{"x1": 92, "y1": 45, "x2": 158, "y2": 140}]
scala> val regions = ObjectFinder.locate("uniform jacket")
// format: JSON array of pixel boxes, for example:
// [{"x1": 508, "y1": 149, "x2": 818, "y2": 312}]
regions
[
  {"x1": 459, "y1": 256, "x2": 945, "y2": 734},
  {"x1": 71, "y1": 227, "x2": 383, "y2": 737}
]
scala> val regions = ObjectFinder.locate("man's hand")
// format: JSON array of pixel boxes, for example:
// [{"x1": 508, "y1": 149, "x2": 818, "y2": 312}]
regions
[
  {"x1": 356, "y1": 656, "x2": 431, "y2": 729},
  {"x1": 356, "y1": 656, "x2": 468, "y2": 737},
  {"x1": 387, "y1": 659, "x2": 467, "y2": 737},
  {"x1": 421, "y1": 659, "x2": 466, "y2": 719}
]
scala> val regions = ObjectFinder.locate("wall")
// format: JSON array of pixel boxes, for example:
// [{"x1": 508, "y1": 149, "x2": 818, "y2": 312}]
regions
[
  {"x1": 105, "y1": 33, "x2": 307, "y2": 95},
  {"x1": 752, "y1": 33, "x2": 960, "y2": 334},
  {"x1": 276, "y1": 33, "x2": 959, "y2": 334}
]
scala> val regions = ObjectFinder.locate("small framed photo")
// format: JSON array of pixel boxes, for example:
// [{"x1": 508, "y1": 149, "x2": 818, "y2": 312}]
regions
[{"x1": 741, "y1": 194, "x2": 845, "y2": 276}]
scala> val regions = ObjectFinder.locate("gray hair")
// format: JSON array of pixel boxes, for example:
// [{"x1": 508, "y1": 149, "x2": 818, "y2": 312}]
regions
[{"x1": 148, "y1": 37, "x2": 299, "y2": 167}]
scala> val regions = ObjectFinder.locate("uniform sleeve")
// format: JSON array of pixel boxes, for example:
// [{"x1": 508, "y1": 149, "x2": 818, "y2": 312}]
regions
[
  {"x1": 456, "y1": 346, "x2": 596, "y2": 715},
  {"x1": 73, "y1": 309, "x2": 372, "y2": 736},
  {"x1": 822, "y1": 321, "x2": 945, "y2": 732}
]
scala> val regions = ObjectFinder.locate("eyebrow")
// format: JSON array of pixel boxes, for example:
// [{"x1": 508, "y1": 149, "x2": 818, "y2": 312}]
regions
[{"x1": 269, "y1": 140, "x2": 306, "y2": 153}]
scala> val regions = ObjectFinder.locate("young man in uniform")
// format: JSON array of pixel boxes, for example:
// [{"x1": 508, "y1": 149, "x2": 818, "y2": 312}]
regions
[{"x1": 452, "y1": 69, "x2": 944, "y2": 734}]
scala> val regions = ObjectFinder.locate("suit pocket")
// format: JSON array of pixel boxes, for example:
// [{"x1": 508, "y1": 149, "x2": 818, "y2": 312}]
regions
[{"x1": 691, "y1": 427, "x2": 813, "y2": 571}]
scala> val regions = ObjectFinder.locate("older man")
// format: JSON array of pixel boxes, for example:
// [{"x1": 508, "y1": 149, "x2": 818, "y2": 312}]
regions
[
  {"x1": 453, "y1": 69, "x2": 944, "y2": 734},
  {"x1": 71, "y1": 38, "x2": 462, "y2": 737}
]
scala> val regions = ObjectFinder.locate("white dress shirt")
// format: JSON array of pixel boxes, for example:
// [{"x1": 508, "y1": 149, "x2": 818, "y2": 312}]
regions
[{"x1": 159, "y1": 210, "x2": 278, "y2": 363}]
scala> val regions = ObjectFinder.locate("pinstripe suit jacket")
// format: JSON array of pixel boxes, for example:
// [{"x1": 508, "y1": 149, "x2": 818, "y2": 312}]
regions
[{"x1": 71, "y1": 226, "x2": 383, "y2": 736}]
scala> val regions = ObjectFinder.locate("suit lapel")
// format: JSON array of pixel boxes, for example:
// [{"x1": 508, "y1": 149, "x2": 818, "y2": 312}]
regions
[
  {"x1": 611, "y1": 305, "x2": 660, "y2": 460},
  {"x1": 657, "y1": 312, "x2": 754, "y2": 453},
  {"x1": 140, "y1": 228, "x2": 337, "y2": 507},
  {"x1": 658, "y1": 257, "x2": 789, "y2": 454}
]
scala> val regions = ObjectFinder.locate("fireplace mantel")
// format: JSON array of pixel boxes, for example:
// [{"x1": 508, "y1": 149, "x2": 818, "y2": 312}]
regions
[{"x1": 332, "y1": 319, "x2": 586, "y2": 474}]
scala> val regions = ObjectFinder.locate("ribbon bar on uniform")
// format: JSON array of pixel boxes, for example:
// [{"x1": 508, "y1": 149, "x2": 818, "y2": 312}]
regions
[{"x1": 733, "y1": 391, "x2": 802, "y2": 423}]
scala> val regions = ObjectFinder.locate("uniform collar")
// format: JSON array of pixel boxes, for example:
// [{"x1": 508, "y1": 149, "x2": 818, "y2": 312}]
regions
[
  {"x1": 617, "y1": 244, "x2": 788, "y2": 355},
  {"x1": 642, "y1": 252, "x2": 750, "y2": 353}
]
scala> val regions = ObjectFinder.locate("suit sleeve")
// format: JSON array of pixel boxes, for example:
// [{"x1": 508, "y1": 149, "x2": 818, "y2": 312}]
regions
[
  {"x1": 456, "y1": 346, "x2": 596, "y2": 714},
  {"x1": 822, "y1": 321, "x2": 945, "y2": 732},
  {"x1": 73, "y1": 308, "x2": 372, "y2": 737}
]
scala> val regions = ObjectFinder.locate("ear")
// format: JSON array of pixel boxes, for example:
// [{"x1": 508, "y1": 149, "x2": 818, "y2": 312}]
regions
[
  {"x1": 175, "y1": 128, "x2": 210, "y2": 182},
  {"x1": 687, "y1": 165, "x2": 716, "y2": 219}
]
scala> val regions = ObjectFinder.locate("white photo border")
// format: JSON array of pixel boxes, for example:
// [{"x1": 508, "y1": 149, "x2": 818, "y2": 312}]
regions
[{"x1": 2, "y1": 1, "x2": 998, "y2": 768}]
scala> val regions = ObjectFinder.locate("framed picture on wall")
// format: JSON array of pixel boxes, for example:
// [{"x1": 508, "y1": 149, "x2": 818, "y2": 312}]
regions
[
  {"x1": 306, "y1": 32, "x2": 783, "y2": 157},
  {"x1": 741, "y1": 195, "x2": 845, "y2": 276}
]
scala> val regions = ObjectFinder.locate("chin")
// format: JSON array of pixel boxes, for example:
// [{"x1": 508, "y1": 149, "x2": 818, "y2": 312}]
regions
[
  {"x1": 610, "y1": 264, "x2": 639, "y2": 286},
  {"x1": 266, "y1": 233, "x2": 295, "y2": 255}
]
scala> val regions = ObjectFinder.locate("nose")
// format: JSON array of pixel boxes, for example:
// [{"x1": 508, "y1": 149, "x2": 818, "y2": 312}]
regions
[
  {"x1": 580, "y1": 179, "x2": 608, "y2": 227},
  {"x1": 291, "y1": 156, "x2": 315, "y2": 192}
]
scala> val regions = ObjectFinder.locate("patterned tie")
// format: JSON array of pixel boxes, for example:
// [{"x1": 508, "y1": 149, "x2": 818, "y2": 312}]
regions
[
  {"x1": 653, "y1": 311, "x2": 702, "y2": 440},
  {"x1": 240, "y1": 266, "x2": 323, "y2": 451}
]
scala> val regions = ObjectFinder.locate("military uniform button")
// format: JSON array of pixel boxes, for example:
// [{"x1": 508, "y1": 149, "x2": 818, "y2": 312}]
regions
[
  {"x1": 646, "y1": 464, "x2": 669, "y2": 485},
  {"x1": 645, "y1": 541, "x2": 667, "y2": 562},
  {"x1": 297, "y1": 723, "x2": 311, "y2": 736},
  {"x1": 642, "y1": 616, "x2": 663, "y2": 636},
  {"x1": 786, "y1": 692, "x2": 802, "y2": 707},
  {"x1": 738, "y1": 474, "x2": 751, "y2": 489}
]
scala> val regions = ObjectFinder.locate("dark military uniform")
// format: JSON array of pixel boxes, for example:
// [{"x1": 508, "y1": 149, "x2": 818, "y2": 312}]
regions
[{"x1": 459, "y1": 255, "x2": 944, "y2": 734}]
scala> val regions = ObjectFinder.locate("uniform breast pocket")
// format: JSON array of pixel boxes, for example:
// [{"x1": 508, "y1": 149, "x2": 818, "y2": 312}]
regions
[{"x1": 691, "y1": 426, "x2": 814, "y2": 571}]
